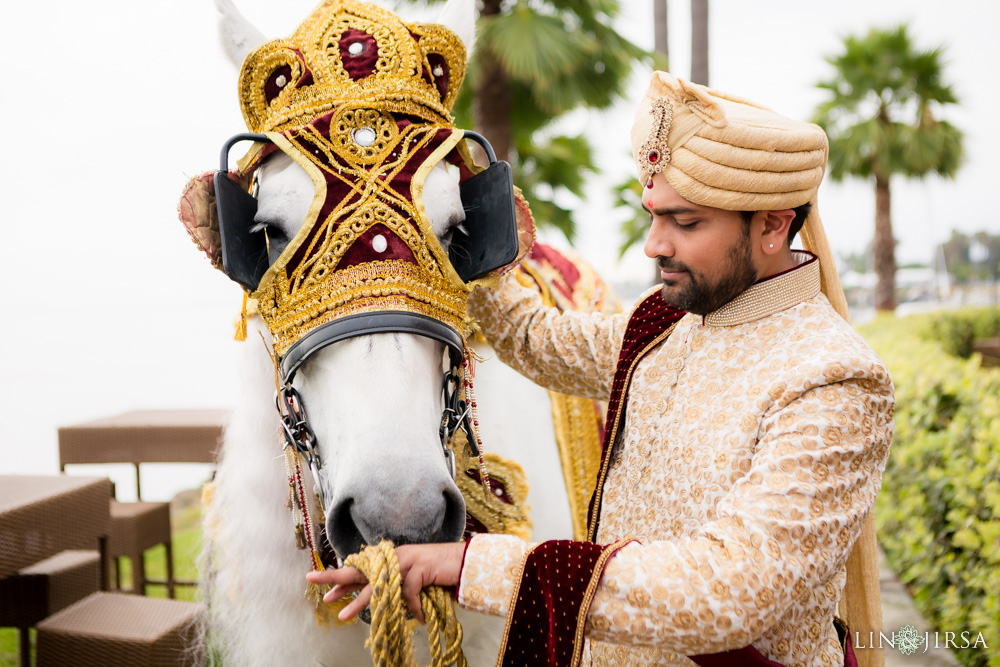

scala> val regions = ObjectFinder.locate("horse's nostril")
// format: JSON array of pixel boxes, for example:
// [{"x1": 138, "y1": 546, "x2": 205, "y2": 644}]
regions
[
  {"x1": 327, "y1": 498, "x2": 364, "y2": 559},
  {"x1": 327, "y1": 480, "x2": 467, "y2": 557},
  {"x1": 439, "y1": 486, "x2": 467, "y2": 543}
]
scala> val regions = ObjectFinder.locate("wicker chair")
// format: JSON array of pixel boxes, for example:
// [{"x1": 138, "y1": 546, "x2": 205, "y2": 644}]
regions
[
  {"x1": 109, "y1": 500, "x2": 175, "y2": 597},
  {"x1": 0, "y1": 550, "x2": 101, "y2": 667}
]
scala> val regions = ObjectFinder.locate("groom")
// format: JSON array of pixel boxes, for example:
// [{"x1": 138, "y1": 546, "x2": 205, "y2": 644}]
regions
[{"x1": 310, "y1": 71, "x2": 893, "y2": 667}]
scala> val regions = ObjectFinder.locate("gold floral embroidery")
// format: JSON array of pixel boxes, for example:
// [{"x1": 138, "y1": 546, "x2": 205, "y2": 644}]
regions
[{"x1": 460, "y1": 259, "x2": 894, "y2": 667}]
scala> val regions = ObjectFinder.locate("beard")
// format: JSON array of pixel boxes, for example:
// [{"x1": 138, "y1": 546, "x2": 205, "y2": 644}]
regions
[{"x1": 657, "y1": 231, "x2": 758, "y2": 315}]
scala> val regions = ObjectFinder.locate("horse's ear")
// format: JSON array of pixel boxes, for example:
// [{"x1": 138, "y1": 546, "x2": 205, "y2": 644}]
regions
[
  {"x1": 435, "y1": 0, "x2": 476, "y2": 62},
  {"x1": 215, "y1": 0, "x2": 268, "y2": 67}
]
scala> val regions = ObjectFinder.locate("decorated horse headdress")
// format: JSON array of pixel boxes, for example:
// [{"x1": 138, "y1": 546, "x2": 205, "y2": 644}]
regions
[
  {"x1": 180, "y1": 2, "x2": 539, "y2": 584},
  {"x1": 180, "y1": 0, "x2": 535, "y2": 376}
]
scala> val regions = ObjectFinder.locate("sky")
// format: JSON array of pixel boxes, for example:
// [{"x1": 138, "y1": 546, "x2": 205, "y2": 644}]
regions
[{"x1": 1, "y1": 0, "x2": 997, "y2": 490}]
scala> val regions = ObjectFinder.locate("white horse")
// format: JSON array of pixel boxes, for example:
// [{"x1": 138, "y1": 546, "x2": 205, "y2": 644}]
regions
[{"x1": 199, "y1": 1, "x2": 577, "y2": 664}]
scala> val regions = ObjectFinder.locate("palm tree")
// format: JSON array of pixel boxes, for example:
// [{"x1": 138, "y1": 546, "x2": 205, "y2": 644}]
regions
[
  {"x1": 654, "y1": 0, "x2": 669, "y2": 64},
  {"x1": 813, "y1": 25, "x2": 963, "y2": 312},
  {"x1": 690, "y1": 0, "x2": 708, "y2": 85},
  {"x1": 446, "y1": 0, "x2": 649, "y2": 241},
  {"x1": 613, "y1": 0, "x2": 671, "y2": 263}
]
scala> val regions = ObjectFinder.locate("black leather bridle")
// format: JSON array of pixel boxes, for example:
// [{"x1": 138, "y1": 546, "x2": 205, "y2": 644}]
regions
[{"x1": 276, "y1": 311, "x2": 477, "y2": 503}]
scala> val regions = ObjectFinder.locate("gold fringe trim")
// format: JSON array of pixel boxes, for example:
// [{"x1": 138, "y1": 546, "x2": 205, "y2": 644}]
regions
[
  {"x1": 549, "y1": 394, "x2": 604, "y2": 540},
  {"x1": 455, "y1": 452, "x2": 533, "y2": 541},
  {"x1": 307, "y1": 579, "x2": 354, "y2": 628},
  {"x1": 234, "y1": 294, "x2": 249, "y2": 342}
]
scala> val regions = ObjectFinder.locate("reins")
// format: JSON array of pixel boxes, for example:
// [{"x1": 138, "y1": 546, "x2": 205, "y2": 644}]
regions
[{"x1": 344, "y1": 540, "x2": 468, "y2": 667}]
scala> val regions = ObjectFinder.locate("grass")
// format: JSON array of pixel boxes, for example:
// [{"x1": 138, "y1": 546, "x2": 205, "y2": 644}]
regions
[{"x1": 0, "y1": 491, "x2": 204, "y2": 667}]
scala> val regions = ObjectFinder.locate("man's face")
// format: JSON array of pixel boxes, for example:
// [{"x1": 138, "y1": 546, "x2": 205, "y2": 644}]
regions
[{"x1": 642, "y1": 175, "x2": 759, "y2": 315}]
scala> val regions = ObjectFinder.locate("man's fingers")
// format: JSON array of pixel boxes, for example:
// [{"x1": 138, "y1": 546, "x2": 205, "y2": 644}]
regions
[
  {"x1": 324, "y1": 582, "x2": 365, "y2": 602},
  {"x1": 338, "y1": 585, "x2": 373, "y2": 622},
  {"x1": 306, "y1": 566, "x2": 367, "y2": 587},
  {"x1": 401, "y1": 571, "x2": 426, "y2": 625},
  {"x1": 307, "y1": 543, "x2": 464, "y2": 624},
  {"x1": 308, "y1": 567, "x2": 370, "y2": 608}
]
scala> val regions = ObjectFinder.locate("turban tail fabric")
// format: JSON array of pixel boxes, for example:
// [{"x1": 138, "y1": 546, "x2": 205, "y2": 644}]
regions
[{"x1": 630, "y1": 71, "x2": 880, "y2": 667}]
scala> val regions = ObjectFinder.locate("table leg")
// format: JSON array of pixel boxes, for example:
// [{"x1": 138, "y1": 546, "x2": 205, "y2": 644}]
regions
[
  {"x1": 166, "y1": 539, "x2": 175, "y2": 599},
  {"x1": 99, "y1": 535, "x2": 110, "y2": 591},
  {"x1": 134, "y1": 550, "x2": 146, "y2": 596},
  {"x1": 18, "y1": 627, "x2": 30, "y2": 667}
]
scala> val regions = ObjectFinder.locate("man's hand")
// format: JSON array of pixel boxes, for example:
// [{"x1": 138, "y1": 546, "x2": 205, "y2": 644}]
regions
[{"x1": 305, "y1": 541, "x2": 466, "y2": 624}]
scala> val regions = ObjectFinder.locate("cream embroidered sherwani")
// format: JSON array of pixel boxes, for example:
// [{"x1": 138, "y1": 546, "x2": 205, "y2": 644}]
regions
[{"x1": 458, "y1": 253, "x2": 894, "y2": 667}]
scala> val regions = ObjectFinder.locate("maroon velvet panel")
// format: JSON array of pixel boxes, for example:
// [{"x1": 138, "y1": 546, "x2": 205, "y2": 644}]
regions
[
  {"x1": 292, "y1": 50, "x2": 315, "y2": 90},
  {"x1": 497, "y1": 540, "x2": 609, "y2": 667},
  {"x1": 265, "y1": 65, "x2": 293, "y2": 104},
  {"x1": 387, "y1": 127, "x2": 454, "y2": 205},
  {"x1": 336, "y1": 223, "x2": 417, "y2": 269},
  {"x1": 274, "y1": 113, "x2": 455, "y2": 279},
  {"x1": 586, "y1": 291, "x2": 686, "y2": 539},
  {"x1": 427, "y1": 53, "x2": 449, "y2": 100},
  {"x1": 688, "y1": 646, "x2": 786, "y2": 667},
  {"x1": 338, "y1": 29, "x2": 379, "y2": 79},
  {"x1": 688, "y1": 622, "x2": 858, "y2": 667}
]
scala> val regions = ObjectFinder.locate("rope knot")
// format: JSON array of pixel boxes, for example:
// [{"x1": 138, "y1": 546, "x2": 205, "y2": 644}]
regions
[{"x1": 343, "y1": 540, "x2": 467, "y2": 667}]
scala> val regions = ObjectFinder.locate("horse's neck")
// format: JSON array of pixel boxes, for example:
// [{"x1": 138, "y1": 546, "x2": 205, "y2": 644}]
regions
[{"x1": 469, "y1": 339, "x2": 574, "y2": 541}]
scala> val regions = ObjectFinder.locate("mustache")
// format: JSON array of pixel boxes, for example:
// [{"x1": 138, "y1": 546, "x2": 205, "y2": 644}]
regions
[{"x1": 656, "y1": 257, "x2": 689, "y2": 273}]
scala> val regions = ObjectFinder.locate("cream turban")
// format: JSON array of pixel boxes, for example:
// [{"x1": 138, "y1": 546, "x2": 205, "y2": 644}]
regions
[
  {"x1": 632, "y1": 72, "x2": 883, "y2": 667},
  {"x1": 631, "y1": 71, "x2": 849, "y2": 317}
]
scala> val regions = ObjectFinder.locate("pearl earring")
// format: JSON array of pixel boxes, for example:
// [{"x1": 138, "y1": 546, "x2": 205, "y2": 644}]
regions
[{"x1": 769, "y1": 243, "x2": 774, "y2": 249}]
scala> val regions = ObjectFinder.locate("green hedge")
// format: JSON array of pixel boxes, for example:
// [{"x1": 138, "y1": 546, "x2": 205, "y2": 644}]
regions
[
  {"x1": 861, "y1": 311, "x2": 1000, "y2": 667},
  {"x1": 919, "y1": 307, "x2": 1000, "y2": 358}
]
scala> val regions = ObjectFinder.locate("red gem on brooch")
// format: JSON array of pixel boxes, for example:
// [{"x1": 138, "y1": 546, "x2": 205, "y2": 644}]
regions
[{"x1": 648, "y1": 149, "x2": 660, "y2": 163}]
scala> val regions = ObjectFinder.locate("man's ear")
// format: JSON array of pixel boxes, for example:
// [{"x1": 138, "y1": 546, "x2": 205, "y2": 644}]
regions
[{"x1": 760, "y1": 209, "x2": 795, "y2": 254}]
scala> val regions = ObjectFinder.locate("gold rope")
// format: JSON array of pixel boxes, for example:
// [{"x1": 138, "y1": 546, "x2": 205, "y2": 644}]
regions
[{"x1": 343, "y1": 541, "x2": 467, "y2": 667}]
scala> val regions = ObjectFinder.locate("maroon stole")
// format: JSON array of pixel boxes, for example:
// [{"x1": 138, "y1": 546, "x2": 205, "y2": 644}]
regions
[
  {"x1": 496, "y1": 291, "x2": 684, "y2": 667},
  {"x1": 494, "y1": 290, "x2": 859, "y2": 667}
]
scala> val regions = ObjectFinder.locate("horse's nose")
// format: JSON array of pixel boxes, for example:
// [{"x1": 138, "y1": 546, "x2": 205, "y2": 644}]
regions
[{"x1": 326, "y1": 478, "x2": 466, "y2": 559}]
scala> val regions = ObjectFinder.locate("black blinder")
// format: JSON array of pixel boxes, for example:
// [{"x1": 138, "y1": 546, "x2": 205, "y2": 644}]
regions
[
  {"x1": 213, "y1": 130, "x2": 519, "y2": 290},
  {"x1": 449, "y1": 131, "x2": 520, "y2": 282},
  {"x1": 215, "y1": 133, "x2": 274, "y2": 291}
]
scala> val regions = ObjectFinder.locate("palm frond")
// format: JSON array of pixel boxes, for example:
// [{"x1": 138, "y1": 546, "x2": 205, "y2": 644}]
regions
[
  {"x1": 480, "y1": 8, "x2": 587, "y2": 83},
  {"x1": 814, "y1": 24, "x2": 963, "y2": 183},
  {"x1": 612, "y1": 175, "x2": 648, "y2": 258}
]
